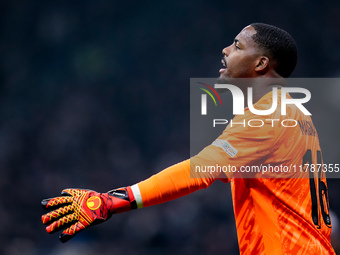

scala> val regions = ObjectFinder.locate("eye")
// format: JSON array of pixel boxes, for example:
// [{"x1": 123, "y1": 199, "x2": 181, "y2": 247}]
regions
[{"x1": 235, "y1": 43, "x2": 240, "y2": 50}]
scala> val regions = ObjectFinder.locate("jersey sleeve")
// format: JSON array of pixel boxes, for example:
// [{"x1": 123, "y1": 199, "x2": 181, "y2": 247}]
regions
[
  {"x1": 136, "y1": 159, "x2": 218, "y2": 207},
  {"x1": 135, "y1": 93, "x2": 279, "y2": 207}
]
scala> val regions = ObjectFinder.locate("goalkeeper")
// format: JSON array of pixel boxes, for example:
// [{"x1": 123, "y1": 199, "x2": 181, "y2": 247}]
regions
[{"x1": 41, "y1": 23, "x2": 336, "y2": 254}]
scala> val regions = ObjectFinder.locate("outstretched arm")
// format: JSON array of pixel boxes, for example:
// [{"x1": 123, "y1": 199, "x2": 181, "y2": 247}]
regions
[
  {"x1": 134, "y1": 159, "x2": 216, "y2": 208},
  {"x1": 41, "y1": 159, "x2": 222, "y2": 242}
]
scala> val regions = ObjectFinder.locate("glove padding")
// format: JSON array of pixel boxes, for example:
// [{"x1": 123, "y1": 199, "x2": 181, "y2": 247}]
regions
[{"x1": 41, "y1": 188, "x2": 135, "y2": 242}]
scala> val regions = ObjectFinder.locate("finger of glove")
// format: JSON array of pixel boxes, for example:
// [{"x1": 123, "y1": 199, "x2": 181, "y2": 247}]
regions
[
  {"x1": 41, "y1": 196, "x2": 73, "y2": 210},
  {"x1": 45, "y1": 213, "x2": 77, "y2": 234},
  {"x1": 61, "y1": 188, "x2": 89, "y2": 197},
  {"x1": 59, "y1": 221, "x2": 86, "y2": 243},
  {"x1": 41, "y1": 204, "x2": 73, "y2": 225}
]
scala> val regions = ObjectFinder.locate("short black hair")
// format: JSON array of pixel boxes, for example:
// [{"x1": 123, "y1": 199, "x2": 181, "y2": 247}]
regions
[{"x1": 250, "y1": 23, "x2": 298, "y2": 77}]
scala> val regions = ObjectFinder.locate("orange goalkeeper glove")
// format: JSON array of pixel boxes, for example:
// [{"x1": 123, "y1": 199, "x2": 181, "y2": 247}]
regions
[{"x1": 41, "y1": 187, "x2": 137, "y2": 243}]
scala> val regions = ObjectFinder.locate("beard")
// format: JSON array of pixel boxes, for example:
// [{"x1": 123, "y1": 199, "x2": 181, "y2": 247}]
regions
[
  {"x1": 215, "y1": 73, "x2": 242, "y2": 93},
  {"x1": 216, "y1": 73, "x2": 239, "y2": 85},
  {"x1": 216, "y1": 76, "x2": 228, "y2": 84},
  {"x1": 215, "y1": 75, "x2": 235, "y2": 94}
]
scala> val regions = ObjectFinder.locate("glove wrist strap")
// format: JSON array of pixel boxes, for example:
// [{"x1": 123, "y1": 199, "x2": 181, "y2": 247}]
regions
[{"x1": 107, "y1": 186, "x2": 137, "y2": 213}]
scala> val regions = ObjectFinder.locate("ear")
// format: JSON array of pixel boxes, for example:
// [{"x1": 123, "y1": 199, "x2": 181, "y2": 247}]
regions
[{"x1": 254, "y1": 56, "x2": 270, "y2": 73}]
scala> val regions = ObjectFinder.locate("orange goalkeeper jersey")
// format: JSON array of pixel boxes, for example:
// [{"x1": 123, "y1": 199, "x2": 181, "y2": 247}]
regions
[
  {"x1": 137, "y1": 89, "x2": 335, "y2": 254},
  {"x1": 191, "y1": 89, "x2": 334, "y2": 254}
]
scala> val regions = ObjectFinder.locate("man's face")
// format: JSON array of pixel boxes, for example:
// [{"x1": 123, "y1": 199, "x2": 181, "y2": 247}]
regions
[{"x1": 218, "y1": 25, "x2": 262, "y2": 82}]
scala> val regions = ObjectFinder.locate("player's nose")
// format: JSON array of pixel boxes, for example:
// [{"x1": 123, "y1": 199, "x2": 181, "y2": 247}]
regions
[{"x1": 222, "y1": 46, "x2": 231, "y2": 57}]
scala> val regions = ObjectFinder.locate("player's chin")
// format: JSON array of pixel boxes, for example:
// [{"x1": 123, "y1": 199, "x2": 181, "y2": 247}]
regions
[
  {"x1": 216, "y1": 72, "x2": 229, "y2": 84},
  {"x1": 215, "y1": 73, "x2": 232, "y2": 93}
]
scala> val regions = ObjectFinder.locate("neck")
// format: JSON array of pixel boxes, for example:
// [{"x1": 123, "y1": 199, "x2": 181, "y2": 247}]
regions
[{"x1": 240, "y1": 76, "x2": 285, "y2": 106}]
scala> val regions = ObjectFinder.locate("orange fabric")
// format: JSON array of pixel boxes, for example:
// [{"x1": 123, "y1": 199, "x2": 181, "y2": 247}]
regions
[
  {"x1": 193, "y1": 90, "x2": 334, "y2": 254},
  {"x1": 138, "y1": 89, "x2": 335, "y2": 254},
  {"x1": 138, "y1": 159, "x2": 218, "y2": 207}
]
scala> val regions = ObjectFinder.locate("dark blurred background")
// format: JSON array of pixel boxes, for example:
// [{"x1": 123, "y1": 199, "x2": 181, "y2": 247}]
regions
[{"x1": 1, "y1": 0, "x2": 340, "y2": 254}]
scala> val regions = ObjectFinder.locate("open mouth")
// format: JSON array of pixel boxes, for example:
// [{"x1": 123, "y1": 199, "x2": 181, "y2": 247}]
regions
[
  {"x1": 221, "y1": 58, "x2": 227, "y2": 67},
  {"x1": 219, "y1": 58, "x2": 227, "y2": 73}
]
